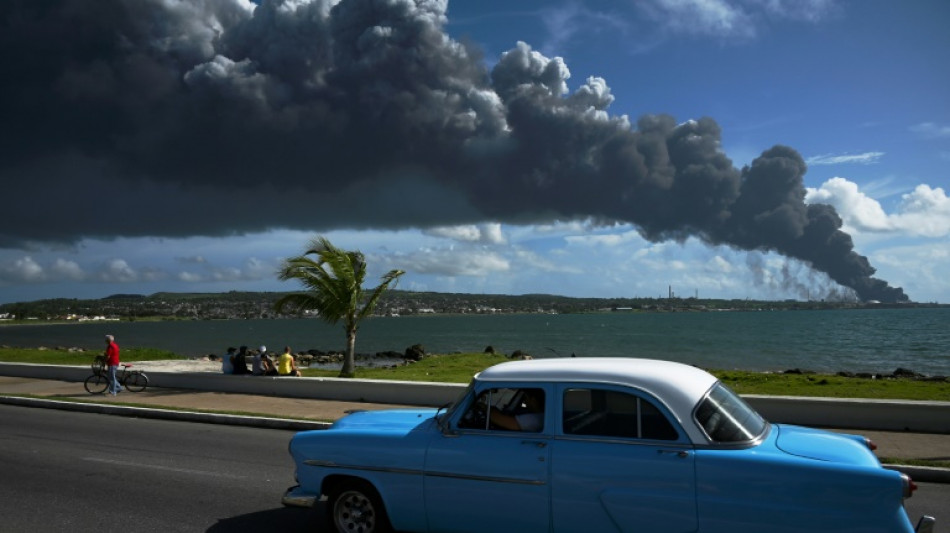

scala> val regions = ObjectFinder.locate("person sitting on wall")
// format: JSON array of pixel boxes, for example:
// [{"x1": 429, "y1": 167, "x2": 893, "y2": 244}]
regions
[
  {"x1": 232, "y1": 345, "x2": 251, "y2": 375},
  {"x1": 277, "y1": 346, "x2": 301, "y2": 377},
  {"x1": 261, "y1": 350, "x2": 278, "y2": 376},
  {"x1": 252, "y1": 345, "x2": 266, "y2": 375},
  {"x1": 221, "y1": 347, "x2": 236, "y2": 374}
]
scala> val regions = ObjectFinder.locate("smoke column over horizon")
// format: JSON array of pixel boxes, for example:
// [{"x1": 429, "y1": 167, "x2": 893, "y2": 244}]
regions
[{"x1": 0, "y1": 0, "x2": 909, "y2": 303}]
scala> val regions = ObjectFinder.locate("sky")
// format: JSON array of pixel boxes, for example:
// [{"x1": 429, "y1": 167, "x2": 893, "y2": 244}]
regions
[{"x1": 0, "y1": 0, "x2": 948, "y2": 305}]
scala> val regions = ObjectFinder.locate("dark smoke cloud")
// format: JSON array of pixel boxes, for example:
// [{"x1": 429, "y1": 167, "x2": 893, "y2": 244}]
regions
[{"x1": 0, "y1": 0, "x2": 908, "y2": 303}]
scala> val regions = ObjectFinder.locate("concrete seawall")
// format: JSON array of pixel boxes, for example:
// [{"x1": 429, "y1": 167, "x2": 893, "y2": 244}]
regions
[{"x1": 2, "y1": 362, "x2": 947, "y2": 433}]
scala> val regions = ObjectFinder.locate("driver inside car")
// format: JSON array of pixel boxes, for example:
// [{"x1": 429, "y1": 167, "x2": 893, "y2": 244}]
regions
[{"x1": 488, "y1": 389, "x2": 545, "y2": 432}]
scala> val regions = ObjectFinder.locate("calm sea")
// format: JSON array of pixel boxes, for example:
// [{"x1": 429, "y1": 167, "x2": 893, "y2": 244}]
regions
[{"x1": 2, "y1": 308, "x2": 948, "y2": 375}]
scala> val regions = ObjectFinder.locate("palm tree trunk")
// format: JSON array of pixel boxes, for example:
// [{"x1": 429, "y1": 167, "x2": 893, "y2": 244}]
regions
[{"x1": 340, "y1": 325, "x2": 357, "y2": 378}]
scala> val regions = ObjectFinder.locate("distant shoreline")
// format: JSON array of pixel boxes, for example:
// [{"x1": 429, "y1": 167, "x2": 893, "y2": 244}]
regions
[
  {"x1": 1, "y1": 311, "x2": 947, "y2": 376},
  {"x1": 2, "y1": 301, "x2": 948, "y2": 329}
]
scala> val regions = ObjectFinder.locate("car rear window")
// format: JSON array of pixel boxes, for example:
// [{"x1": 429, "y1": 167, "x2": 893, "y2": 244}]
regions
[{"x1": 694, "y1": 383, "x2": 767, "y2": 443}]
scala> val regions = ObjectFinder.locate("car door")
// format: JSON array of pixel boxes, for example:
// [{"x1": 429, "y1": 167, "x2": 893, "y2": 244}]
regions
[
  {"x1": 424, "y1": 385, "x2": 552, "y2": 532},
  {"x1": 551, "y1": 384, "x2": 698, "y2": 533}
]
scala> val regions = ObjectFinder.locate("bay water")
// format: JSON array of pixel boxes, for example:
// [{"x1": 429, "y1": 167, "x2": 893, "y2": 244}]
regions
[{"x1": 2, "y1": 308, "x2": 948, "y2": 375}]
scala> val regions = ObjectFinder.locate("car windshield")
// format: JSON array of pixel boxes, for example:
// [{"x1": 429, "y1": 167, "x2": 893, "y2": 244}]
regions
[
  {"x1": 694, "y1": 383, "x2": 768, "y2": 443},
  {"x1": 436, "y1": 382, "x2": 474, "y2": 427}
]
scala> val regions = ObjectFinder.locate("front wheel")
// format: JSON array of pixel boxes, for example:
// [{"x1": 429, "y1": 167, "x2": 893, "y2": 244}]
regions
[
  {"x1": 84, "y1": 373, "x2": 108, "y2": 394},
  {"x1": 326, "y1": 479, "x2": 392, "y2": 533},
  {"x1": 123, "y1": 372, "x2": 148, "y2": 392}
]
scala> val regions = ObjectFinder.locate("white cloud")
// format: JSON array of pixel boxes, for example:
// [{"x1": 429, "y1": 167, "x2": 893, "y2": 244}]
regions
[
  {"x1": 50, "y1": 259, "x2": 84, "y2": 281},
  {"x1": 178, "y1": 271, "x2": 204, "y2": 282},
  {"x1": 241, "y1": 257, "x2": 269, "y2": 279},
  {"x1": 389, "y1": 248, "x2": 510, "y2": 277},
  {"x1": 564, "y1": 227, "x2": 645, "y2": 248},
  {"x1": 645, "y1": 0, "x2": 754, "y2": 38},
  {"x1": 209, "y1": 266, "x2": 243, "y2": 282},
  {"x1": 0, "y1": 256, "x2": 87, "y2": 283},
  {"x1": 539, "y1": 3, "x2": 630, "y2": 54},
  {"x1": 512, "y1": 248, "x2": 582, "y2": 274},
  {"x1": 805, "y1": 177, "x2": 891, "y2": 231},
  {"x1": 758, "y1": 0, "x2": 839, "y2": 22},
  {"x1": 705, "y1": 255, "x2": 734, "y2": 274},
  {"x1": 3, "y1": 207, "x2": 946, "y2": 303},
  {"x1": 807, "y1": 178, "x2": 950, "y2": 237},
  {"x1": 175, "y1": 255, "x2": 207, "y2": 264},
  {"x1": 424, "y1": 223, "x2": 507, "y2": 244},
  {"x1": 910, "y1": 122, "x2": 950, "y2": 139},
  {"x1": 637, "y1": 0, "x2": 836, "y2": 39},
  {"x1": 0, "y1": 256, "x2": 45, "y2": 283},
  {"x1": 870, "y1": 242, "x2": 950, "y2": 302},
  {"x1": 806, "y1": 151, "x2": 884, "y2": 166},
  {"x1": 891, "y1": 184, "x2": 950, "y2": 238},
  {"x1": 140, "y1": 267, "x2": 168, "y2": 282},
  {"x1": 176, "y1": 256, "x2": 274, "y2": 283},
  {"x1": 97, "y1": 259, "x2": 138, "y2": 283}
]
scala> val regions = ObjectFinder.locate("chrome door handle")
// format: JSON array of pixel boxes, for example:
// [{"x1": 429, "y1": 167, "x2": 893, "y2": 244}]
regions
[
  {"x1": 521, "y1": 440, "x2": 547, "y2": 448},
  {"x1": 657, "y1": 449, "x2": 689, "y2": 458}
]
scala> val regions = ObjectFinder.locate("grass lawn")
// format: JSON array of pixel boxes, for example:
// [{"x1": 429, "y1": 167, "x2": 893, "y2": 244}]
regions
[
  {"x1": 301, "y1": 352, "x2": 950, "y2": 401},
  {"x1": 0, "y1": 346, "x2": 185, "y2": 366},
  {"x1": 2, "y1": 348, "x2": 948, "y2": 401},
  {"x1": 716, "y1": 370, "x2": 950, "y2": 402}
]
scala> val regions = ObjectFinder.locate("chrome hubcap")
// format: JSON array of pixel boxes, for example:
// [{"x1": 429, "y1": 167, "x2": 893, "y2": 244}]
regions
[{"x1": 334, "y1": 490, "x2": 376, "y2": 532}]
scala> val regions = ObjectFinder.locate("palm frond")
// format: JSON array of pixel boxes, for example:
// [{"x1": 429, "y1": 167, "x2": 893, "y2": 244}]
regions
[
  {"x1": 357, "y1": 269, "x2": 406, "y2": 321},
  {"x1": 274, "y1": 236, "x2": 405, "y2": 377}
]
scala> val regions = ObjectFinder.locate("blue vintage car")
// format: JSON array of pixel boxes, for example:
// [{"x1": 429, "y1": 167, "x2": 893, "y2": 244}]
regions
[{"x1": 283, "y1": 358, "x2": 935, "y2": 532}]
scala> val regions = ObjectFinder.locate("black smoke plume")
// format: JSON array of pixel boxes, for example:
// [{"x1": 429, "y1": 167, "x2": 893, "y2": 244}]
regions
[{"x1": 0, "y1": 0, "x2": 908, "y2": 303}]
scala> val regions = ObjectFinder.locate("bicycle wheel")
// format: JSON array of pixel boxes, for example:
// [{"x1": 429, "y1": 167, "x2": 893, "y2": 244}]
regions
[
  {"x1": 123, "y1": 371, "x2": 148, "y2": 392},
  {"x1": 84, "y1": 373, "x2": 109, "y2": 394}
]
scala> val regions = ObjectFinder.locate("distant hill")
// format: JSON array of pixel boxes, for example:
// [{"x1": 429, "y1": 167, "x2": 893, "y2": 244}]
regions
[{"x1": 1, "y1": 289, "x2": 940, "y2": 321}]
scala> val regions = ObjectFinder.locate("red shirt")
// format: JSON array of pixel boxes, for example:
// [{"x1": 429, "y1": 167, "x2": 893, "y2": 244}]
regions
[{"x1": 105, "y1": 341, "x2": 120, "y2": 366}]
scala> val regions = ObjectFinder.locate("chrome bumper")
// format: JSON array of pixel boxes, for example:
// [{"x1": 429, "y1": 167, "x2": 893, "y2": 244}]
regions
[
  {"x1": 281, "y1": 485, "x2": 318, "y2": 508},
  {"x1": 916, "y1": 515, "x2": 935, "y2": 533}
]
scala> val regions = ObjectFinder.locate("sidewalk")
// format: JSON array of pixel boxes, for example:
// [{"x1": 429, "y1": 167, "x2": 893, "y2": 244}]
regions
[
  {"x1": 0, "y1": 375, "x2": 415, "y2": 423},
  {"x1": 1, "y1": 375, "x2": 948, "y2": 482}
]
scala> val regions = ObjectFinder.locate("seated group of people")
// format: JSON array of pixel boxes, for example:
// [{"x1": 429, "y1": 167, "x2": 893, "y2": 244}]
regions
[{"x1": 222, "y1": 345, "x2": 301, "y2": 377}]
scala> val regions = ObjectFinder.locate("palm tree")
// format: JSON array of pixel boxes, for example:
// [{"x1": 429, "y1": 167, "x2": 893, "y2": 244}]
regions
[{"x1": 274, "y1": 236, "x2": 405, "y2": 377}]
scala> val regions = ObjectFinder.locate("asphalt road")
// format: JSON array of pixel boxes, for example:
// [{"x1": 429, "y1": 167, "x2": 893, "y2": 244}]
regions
[
  {"x1": 0, "y1": 404, "x2": 320, "y2": 532},
  {"x1": 0, "y1": 404, "x2": 943, "y2": 532}
]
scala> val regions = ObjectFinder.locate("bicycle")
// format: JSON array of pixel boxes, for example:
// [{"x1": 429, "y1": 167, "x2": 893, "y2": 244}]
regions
[{"x1": 84, "y1": 358, "x2": 149, "y2": 394}]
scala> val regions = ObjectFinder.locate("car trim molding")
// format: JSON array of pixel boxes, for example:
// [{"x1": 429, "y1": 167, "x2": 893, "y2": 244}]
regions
[
  {"x1": 424, "y1": 470, "x2": 547, "y2": 486},
  {"x1": 303, "y1": 460, "x2": 546, "y2": 486},
  {"x1": 304, "y1": 459, "x2": 421, "y2": 477},
  {"x1": 554, "y1": 435, "x2": 693, "y2": 448}
]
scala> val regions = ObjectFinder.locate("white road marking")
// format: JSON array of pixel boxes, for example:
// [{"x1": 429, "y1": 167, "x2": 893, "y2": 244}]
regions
[{"x1": 83, "y1": 456, "x2": 246, "y2": 479}]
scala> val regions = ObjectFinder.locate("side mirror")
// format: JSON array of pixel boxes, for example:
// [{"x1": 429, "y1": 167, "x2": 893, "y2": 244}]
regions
[{"x1": 437, "y1": 413, "x2": 459, "y2": 436}]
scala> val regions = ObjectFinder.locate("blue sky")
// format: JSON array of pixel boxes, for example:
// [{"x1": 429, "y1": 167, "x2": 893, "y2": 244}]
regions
[{"x1": 1, "y1": 0, "x2": 948, "y2": 304}]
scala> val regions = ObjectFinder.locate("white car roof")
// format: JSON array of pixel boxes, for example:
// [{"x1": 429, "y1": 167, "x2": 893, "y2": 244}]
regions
[{"x1": 475, "y1": 357, "x2": 718, "y2": 422}]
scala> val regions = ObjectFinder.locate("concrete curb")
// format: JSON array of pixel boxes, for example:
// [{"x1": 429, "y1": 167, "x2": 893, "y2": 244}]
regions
[
  {"x1": 884, "y1": 464, "x2": 950, "y2": 484},
  {"x1": 745, "y1": 394, "x2": 950, "y2": 433},
  {"x1": 0, "y1": 395, "x2": 330, "y2": 431}
]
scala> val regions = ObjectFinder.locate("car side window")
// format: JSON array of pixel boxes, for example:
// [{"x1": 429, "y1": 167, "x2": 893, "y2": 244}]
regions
[
  {"x1": 458, "y1": 387, "x2": 545, "y2": 432},
  {"x1": 562, "y1": 388, "x2": 679, "y2": 441}
]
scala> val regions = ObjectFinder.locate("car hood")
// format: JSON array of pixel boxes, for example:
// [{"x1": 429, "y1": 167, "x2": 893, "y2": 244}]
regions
[
  {"x1": 330, "y1": 408, "x2": 439, "y2": 434},
  {"x1": 774, "y1": 424, "x2": 880, "y2": 467}
]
